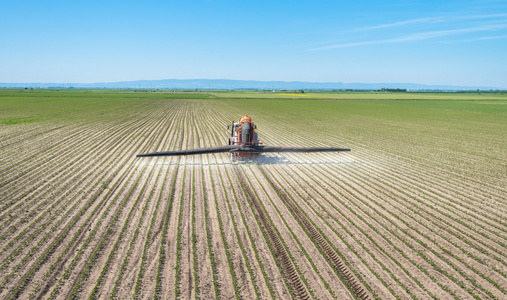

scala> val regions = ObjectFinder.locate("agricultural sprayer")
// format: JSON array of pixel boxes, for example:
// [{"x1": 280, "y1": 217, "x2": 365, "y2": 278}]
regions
[{"x1": 137, "y1": 115, "x2": 350, "y2": 159}]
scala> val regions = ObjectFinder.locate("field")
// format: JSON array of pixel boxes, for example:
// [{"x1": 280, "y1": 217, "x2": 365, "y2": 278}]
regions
[{"x1": 0, "y1": 89, "x2": 506, "y2": 299}]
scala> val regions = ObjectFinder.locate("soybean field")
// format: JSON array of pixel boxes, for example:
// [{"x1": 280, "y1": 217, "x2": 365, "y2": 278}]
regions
[{"x1": 0, "y1": 89, "x2": 506, "y2": 299}]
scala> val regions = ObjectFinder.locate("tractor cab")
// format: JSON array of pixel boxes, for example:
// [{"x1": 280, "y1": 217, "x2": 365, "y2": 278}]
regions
[{"x1": 227, "y1": 116, "x2": 260, "y2": 159}]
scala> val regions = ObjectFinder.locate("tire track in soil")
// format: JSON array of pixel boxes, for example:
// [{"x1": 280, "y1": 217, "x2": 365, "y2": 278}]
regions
[
  {"x1": 200, "y1": 107, "x2": 285, "y2": 298},
  {"x1": 234, "y1": 165, "x2": 310, "y2": 300},
  {"x1": 262, "y1": 124, "x2": 507, "y2": 258},
  {"x1": 286, "y1": 151, "x2": 501, "y2": 299},
  {"x1": 275, "y1": 162, "x2": 448, "y2": 298},
  {"x1": 221, "y1": 162, "x2": 285, "y2": 299},
  {"x1": 257, "y1": 165, "x2": 371, "y2": 300},
  {"x1": 310, "y1": 160, "x2": 506, "y2": 298},
  {"x1": 284, "y1": 158, "x2": 472, "y2": 299}
]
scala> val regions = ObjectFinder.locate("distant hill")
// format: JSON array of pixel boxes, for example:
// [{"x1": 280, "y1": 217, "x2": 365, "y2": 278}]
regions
[{"x1": 0, "y1": 79, "x2": 504, "y2": 91}]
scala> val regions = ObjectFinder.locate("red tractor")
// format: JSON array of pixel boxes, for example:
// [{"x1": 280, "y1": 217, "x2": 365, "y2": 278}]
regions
[{"x1": 227, "y1": 116, "x2": 261, "y2": 159}]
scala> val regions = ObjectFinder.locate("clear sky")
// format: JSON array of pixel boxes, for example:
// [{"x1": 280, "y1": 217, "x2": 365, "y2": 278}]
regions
[{"x1": 1, "y1": 0, "x2": 507, "y2": 88}]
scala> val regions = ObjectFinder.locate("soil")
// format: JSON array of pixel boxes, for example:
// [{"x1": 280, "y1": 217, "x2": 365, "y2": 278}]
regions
[{"x1": 1, "y1": 98, "x2": 505, "y2": 299}]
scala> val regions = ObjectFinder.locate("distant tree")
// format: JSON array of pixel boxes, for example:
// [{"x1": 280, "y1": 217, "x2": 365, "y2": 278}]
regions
[{"x1": 381, "y1": 88, "x2": 407, "y2": 92}]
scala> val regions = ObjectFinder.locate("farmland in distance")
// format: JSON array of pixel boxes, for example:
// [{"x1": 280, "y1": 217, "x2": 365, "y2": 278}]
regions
[{"x1": 0, "y1": 89, "x2": 506, "y2": 299}]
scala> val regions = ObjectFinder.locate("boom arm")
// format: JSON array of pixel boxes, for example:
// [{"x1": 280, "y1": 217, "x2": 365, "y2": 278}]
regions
[
  {"x1": 137, "y1": 145, "x2": 350, "y2": 157},
  {"x1": 259, "y1": 146, "x2": 350, "y2": 153},
  {"x1": 136, "y1": 145, "x2": 235, "y2": 157}
]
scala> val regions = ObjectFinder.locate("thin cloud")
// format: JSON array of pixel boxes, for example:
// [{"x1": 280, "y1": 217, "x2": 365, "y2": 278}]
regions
[
  {"x1": 354, "y1": 17, "x2": 440, "y2": 31},
  {"x1": 396, "y1": 23, "x2": 507, "y2": 40},
  {"x1": 455, "y1": 13, "x2": 507, "y2": 20},
  {"x1": 311, "y1": 23, "x2": 507, "y2": 50},
  {"x1": 441, "y1": 34, "x2": 507, "y2": 43},
  {"x1": 349, "y1": 13, "x2": 507, "y2": 32}
]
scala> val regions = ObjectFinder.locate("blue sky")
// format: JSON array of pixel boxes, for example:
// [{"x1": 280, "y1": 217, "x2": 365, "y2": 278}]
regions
[{"x1": 1, "y1": 0, "x2": 507, "y2": 88}]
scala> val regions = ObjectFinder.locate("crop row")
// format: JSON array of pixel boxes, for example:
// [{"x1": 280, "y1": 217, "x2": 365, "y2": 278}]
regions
[{"x1": 1, "y1": 97, "x2": 504, "y2": 299}]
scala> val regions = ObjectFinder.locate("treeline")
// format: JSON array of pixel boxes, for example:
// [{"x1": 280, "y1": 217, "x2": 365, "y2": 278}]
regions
[{"x1": 380, "y1": 88, "x2": 407, "y2": 92}]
